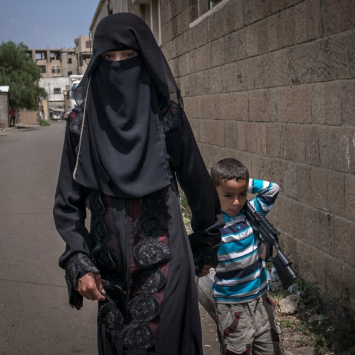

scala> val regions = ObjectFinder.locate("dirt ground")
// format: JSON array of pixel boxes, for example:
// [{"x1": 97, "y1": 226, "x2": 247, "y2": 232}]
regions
[
  {"x1": 199, "y1": 303, "x2": 220, "y2": 355},
  {"x1": 199, "y1": 302, "x2": 355, "y2": 355}
]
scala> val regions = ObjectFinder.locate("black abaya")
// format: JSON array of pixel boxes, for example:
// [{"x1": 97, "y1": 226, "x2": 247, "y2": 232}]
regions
[{"x1": 53, "y1": 103, "x2": 224, "y2": 355}]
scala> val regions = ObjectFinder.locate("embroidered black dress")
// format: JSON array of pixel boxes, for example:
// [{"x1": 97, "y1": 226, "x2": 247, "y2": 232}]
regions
[{"x1": 54, "y1": 101, "x2": 224, "y2": 355}]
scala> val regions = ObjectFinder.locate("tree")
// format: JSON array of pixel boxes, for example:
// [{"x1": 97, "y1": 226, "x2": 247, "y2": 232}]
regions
[{"x1": 0, "y1": 41, "x2": 47, "y2": 110}]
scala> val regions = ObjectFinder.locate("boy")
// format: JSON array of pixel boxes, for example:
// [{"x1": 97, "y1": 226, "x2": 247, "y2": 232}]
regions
[{"x1": 211, "y1": 158, "x2": 280, "y2": 355}]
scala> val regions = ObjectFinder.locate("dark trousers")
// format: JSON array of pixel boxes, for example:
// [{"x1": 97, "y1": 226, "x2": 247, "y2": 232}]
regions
[{"x1": 10, "y1": 117, "x2": 15, "y2": 126}]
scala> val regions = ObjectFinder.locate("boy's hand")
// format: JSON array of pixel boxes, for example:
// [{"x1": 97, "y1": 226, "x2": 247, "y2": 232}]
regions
[
  {"x1": 261, "y1": 244, "x2": 267, "y2": 260},
  {"x1": 197, "y1": 265, "x2": 211, "y2": 278}
]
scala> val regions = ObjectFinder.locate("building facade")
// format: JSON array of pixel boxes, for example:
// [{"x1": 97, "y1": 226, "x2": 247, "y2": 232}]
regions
[
  {"x1": 0, "y1": 86, "x2": 9, "y2": 128},
  {"x1": 38, "y1": 77, "x2": 72, "y2": 109},
  {"x1": 75, "y1": 35, "x2": 93, "y2": 75},
  {"x1": 89, "y1": 0, "x2": 355, "y2": 311},
  {"x1": 90, "y1": 0, "x2": 164, "y2": 45},
  {"x1": 26, "y1": 48, "x2": 77, "y2": 78},
  {"x1": 26, "y1": 36, "x2": 93, "y2": 111}
]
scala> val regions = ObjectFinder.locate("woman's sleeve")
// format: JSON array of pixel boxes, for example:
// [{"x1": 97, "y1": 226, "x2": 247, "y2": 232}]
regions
[
  {"x1": 164, "y1": 104, "x2": 225, "y2": 274},
  {"x1": 53, "y1": 111, "x2": 99, "y2": 309}
]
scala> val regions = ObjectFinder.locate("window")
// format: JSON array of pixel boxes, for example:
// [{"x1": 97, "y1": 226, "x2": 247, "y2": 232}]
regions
[
  {"x1": 209, "y1": 0, "x2": 222, "y2": 9},
  {"x1": 51, "y1": 66, "x2": 55, "y2": 73},
  {"x1": 68, "y1": 58, "x2": 72, "y2": 64},
  {"x1": 132, "y1": 0, "x2": 161, "y2": 45},
  {"x1": 53, "y1": 88, "x2": 61, "y2": 94},
  {"x1": 197, "y1": 0, "x2": 222, "y2": 17},
  {"x1": 56, "y1": 66, "x2": 60, "y2": 73},
  {"x1": 67, "y1": 71, "x2": 73, "y2": 76},
  {"x1": 39, "y1": 66, "x2": 46, "y2": 73},
  {"x1": 86, "y1": 40, "x2": 92, "y2": 49}
]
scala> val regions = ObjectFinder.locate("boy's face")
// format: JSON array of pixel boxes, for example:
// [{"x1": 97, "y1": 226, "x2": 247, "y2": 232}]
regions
[{"x1": 216, "y1": 179, "x2": 248, "y2": 217}]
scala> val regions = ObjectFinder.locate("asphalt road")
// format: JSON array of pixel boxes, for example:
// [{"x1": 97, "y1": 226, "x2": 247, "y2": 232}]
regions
[
  {"x1": 0, "y1": 121, "x2": 220, "y2": 355},
  {"x1": 0, "y1": 121, "x2": 97, "y2": 355}
]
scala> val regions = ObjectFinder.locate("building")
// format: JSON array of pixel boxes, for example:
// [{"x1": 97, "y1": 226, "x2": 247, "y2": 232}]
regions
[
  {"x1": 90, "y1": 0, "x2": 163, "y2": 45},
  {"x1": 0, "y1": 86, "x2": 9, "y2": 128},
  {"x1": 26, "y1": 48, "x2": 77, "y2": 78},
  {"x1": 75, "y1": 35, "x2": 93, "y2": 75},
  {"x1": 26, "y1": 36, "x2": 93, "y2": 111},
  {"x1": 38, "y1": 77, "x2": 71, "y2": 110},
  {"x1": 26, "y1": 36, "x2": 94, "y2": 78},
  {"x1": 87, "y1": 0, "x2": 355, "y2": 311}
]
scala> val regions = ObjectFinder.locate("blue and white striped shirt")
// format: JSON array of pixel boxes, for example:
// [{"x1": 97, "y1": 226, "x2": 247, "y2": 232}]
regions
[{"x1": 213, "y1": 179, "x2": 279, "y2": 304}]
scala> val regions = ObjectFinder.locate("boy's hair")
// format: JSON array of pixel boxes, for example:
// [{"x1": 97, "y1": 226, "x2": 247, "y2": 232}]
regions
[{"x1": 211, "y1": 158, "x2": 249, "y2": 187}]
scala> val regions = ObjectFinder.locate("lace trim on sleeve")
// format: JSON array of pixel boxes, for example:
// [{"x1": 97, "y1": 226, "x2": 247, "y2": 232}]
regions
[
  {"x1": 64, "y1": 252, "x2": 99, "y2": 309},
  {"x1": 69, "y1": 106, "x2": 83, "y2": 136},
  {"x1": 191, "y1": 243, "x2": 219, "y2": 276},
  {"x1": 162, "y1": 101, "x2": 180, "y2": 133}
]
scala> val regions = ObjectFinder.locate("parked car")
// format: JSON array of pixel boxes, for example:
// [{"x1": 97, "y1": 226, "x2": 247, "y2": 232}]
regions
[{"x1": 50, "y1": 110, "x2": 62, "y2": 120}]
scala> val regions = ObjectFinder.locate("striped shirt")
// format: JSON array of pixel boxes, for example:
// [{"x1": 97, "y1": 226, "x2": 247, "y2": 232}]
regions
[{"x1": 213, "y1": 179, "x2": 280, "y2": 304}]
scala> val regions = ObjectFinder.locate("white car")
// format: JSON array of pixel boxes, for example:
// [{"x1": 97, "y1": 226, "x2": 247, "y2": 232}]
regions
[{"x1": 51, "y1": 111, "x2": 62, "y2": 120}]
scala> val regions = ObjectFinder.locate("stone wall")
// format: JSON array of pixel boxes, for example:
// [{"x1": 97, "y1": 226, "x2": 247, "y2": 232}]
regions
[
  {"x1": 160, "y1": 0, "x2": 355, "y2": 309},
  {"x1": 18, "y1": 109, "x2": 39, "y2": 125},
  {"x1": 0, "y1": 93, "x2": 9, "y2": 128}
]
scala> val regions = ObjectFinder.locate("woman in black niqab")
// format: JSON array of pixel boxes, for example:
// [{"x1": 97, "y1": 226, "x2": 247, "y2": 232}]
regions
[
  {"x1": 73, "y1": 12, "x2": 182, "y2": 197},
  {"x1": 53, "y1": 12, "x2": 224, "y2": 355}
]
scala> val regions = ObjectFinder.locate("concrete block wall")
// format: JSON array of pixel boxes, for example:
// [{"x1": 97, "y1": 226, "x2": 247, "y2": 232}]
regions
[
  {"x1": 18, "y1": 110, "x2": 39, "y2": 125},
  {"x1": 0, "y1": 93, "x2": 9, "y2": 128},
  {"x1": 160, "y1": 0, "x2": 355, "y2": 309}
]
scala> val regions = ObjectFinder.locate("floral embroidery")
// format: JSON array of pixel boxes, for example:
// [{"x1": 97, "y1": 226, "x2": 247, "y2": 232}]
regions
[
  {"x1": 162, "y1": 101, "x2": 180, "y2": 133},
  {"x1": 69, "y1": 106, "x2": 83, "y2": 136},
  {"x1": 99, "y1": 301, "x2": 124, "y2": 330},
  {"x1": 134, "y1": 238, "x2": 171, "y2": 268},
  {"x1": 128, "y1": 294, "x2": 160, "y2": 322},
  {"x1": 122, "y1": 320, "x2": 156, "y2": 350},
  {"x1": 131, "y1": 269, "x2": 166, "y2": 295}
]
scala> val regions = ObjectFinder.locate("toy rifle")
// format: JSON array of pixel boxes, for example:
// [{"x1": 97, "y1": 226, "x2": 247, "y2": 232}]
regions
[{"x1": 243, "y1": 201, "x2": 297, "y2": 289}]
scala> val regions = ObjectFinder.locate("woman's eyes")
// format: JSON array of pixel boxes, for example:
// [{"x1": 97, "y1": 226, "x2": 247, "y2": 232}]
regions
[
  {"x1": 224, "y1": 194, "x2": 232, "y2": 198},
  {"x1": 103, "y1": 52, "x2": 137, "y2": 60},
  {"x1": 240, "y1": 193, "x2": 247, "y2": 197},
  {"x1": 124, "y1": 52, "x2": 135, "y2": 58}
]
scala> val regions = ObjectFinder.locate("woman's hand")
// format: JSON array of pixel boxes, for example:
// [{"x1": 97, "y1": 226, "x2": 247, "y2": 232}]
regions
[
  {"x1": 197, "y1": 265, "x2": 211, "y2": 278},
  {"x1": 76, "y1": 272, "x2": 106, "y2": 301}
]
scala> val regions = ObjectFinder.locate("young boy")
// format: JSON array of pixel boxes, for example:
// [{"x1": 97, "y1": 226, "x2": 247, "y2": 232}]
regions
[{"x1": 211, "y1": 158, "x2": 280, "y2": 355}]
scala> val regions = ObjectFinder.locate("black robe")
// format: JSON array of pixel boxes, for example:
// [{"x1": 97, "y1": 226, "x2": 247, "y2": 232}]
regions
[{"x1": 53, "y1": 102, "x2": 224, "y2": 355}]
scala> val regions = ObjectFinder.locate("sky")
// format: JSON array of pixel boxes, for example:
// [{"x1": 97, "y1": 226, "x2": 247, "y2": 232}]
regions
[{"x1": 0, "y1": 0, "x2": 99, "y2": 49}]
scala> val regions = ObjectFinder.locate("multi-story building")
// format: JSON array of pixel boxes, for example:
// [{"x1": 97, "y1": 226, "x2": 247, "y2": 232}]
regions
[
  {"x1": 26, "y1": 37, "x2": 93, "y2": 112},
  {"x1": 74, "y1": 35, "x2": 93, "y2": 75},
  {"x1": 26, "y1": 48, "x2": 77, "y2": 78}
]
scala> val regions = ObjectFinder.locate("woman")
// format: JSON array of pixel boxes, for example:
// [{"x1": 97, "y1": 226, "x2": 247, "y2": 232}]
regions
[{"x1": 53, "y1": 12, "x2": 223, "y2": 355}]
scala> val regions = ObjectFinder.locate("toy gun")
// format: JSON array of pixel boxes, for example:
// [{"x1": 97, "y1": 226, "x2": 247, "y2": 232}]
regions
[{"x1": 243, "y1": 201, "x2": 297, "y2": 289}]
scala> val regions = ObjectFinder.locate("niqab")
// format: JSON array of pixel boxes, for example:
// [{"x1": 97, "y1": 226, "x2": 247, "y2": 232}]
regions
[{"x1": 73, "y1": 13, "x2": 181, "y2": 198}]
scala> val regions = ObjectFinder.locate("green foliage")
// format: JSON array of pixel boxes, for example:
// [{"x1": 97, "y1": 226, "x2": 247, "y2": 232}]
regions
[
  {"x1": 272, "y1": 278, "x2": 355, "y2": 354},
  {"x1": 0, "y1": 41, "x2": 47, "y2": 110},
  {"x1": 40, "y1": 119, "x2": 50, "y2": 126},
  {"x1": 296, "y1": 278, "x2": 318, "y2": 306}
]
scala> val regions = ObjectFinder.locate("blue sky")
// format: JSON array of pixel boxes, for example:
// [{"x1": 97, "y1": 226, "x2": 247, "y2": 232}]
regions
[{"x1": 0, "y1": 0, "x2": 99, "y2": 49}]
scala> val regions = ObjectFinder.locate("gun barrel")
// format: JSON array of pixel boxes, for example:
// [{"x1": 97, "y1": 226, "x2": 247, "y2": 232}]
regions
[{"x1": 244, "y1": 201, "x2": 298, "y2": 289}]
